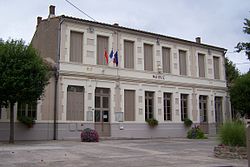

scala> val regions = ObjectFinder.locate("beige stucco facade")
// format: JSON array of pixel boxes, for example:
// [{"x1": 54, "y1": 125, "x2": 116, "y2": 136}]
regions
[{"x1": 0, "y1": 6, "x2": 230, "y2": 140}]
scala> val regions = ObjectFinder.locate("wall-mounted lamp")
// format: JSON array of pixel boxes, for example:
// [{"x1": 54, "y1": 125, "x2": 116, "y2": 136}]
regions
[
  {"x1": 156, "y1": 38, "x2": 160, "y2": 45},
  {"x1": 208, "y1": 49, "x2": 211, "y2": 55}
]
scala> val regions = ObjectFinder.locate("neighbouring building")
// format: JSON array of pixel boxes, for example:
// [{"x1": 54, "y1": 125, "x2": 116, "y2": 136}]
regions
[{"x1": 0, "y1": 5, "x2": 231, "y2": 140}]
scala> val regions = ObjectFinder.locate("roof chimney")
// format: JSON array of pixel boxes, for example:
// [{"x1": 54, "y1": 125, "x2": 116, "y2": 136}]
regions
[
  {"x1": 48, "y1": 5, "x2": 55, "y2": 18},
  {"x1": 113, "y1": 23, "x2": 119, "y2": 26},
  {"x1": 195, "y1": 37, "x2": 201, "y2": 43},
  {"x1": 37, "y1": 16, "x2": 42, "y2": 26}
]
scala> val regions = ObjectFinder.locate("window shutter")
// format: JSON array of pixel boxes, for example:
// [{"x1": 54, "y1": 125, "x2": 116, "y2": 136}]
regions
[
  {"x1": 124, "y1": 90, "x2": 135, "y2": 121},
  {"x1": 124, "y1": 40, "x2": 134, "y2": 69},
  {"x1": 213, "y1": 57, "x2": 220, "y2": 79},
  {"x1": 97, "y1": 36, "x2": 108, "y2": 65},
  {"x1": 198, "y1": 53, "x2": 205, "y2": 77},
  {"x1": 144, "y1": 44, "x2": 153, "y2": 71},
  {"x1": 70, "y1": 31, "x2": 83, "y2": 63},
  {"x1": 162, "y1": 47, "x2": 171, "y2": 73},
  {"x1": 179, "y1": 50, "x2": 187, "y2": 75}
]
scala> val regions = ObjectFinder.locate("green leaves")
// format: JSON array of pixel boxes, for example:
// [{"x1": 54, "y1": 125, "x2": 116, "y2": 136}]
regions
[
  {"x1": 229, "y1": 73, "x2": 250, "y2": 117},
  {"x1": 225, "y1": 57, "x2": 240, "y2": 87},
  {"x1": 235, "y1": 18, "x2": 250, "y2": 60},
  {"x1": 0, "y1": 39, "x2": 50, "y2": 105}
]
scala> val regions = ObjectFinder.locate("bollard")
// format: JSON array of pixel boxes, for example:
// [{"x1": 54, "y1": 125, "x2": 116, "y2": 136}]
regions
[{"x1": 247, "y1": 122, "x2": 250, "y2": 167}]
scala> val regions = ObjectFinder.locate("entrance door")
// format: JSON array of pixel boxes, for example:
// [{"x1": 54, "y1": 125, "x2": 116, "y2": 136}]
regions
[
  {"x1": 199, "y1": 96, "x2": 208, "y2": 133},
  {"x1": 215, "y1": 97, "x2": 223, "y2": 133},
  {"x1": 94, "y1": 88, "x2": 110, "y2": 137}
]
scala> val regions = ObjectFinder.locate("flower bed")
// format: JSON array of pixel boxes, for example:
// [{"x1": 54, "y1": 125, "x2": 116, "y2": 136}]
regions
[
  {"x1": 214, "y1": 145, "x2": 247, "y2": 159},
  {"x1": 81, "y1": 128, "x2": 99, "y2": 142}
]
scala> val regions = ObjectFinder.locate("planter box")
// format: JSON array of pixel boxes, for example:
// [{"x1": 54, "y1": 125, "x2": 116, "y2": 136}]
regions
[{"x1": 214, "y1": 145, "x2": 247, "y2": 159}]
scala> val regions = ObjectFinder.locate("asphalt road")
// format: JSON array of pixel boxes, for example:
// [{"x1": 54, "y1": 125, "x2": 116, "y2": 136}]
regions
[{"x1": 0, "y1": 138, "x2": 247, "y2": 167}]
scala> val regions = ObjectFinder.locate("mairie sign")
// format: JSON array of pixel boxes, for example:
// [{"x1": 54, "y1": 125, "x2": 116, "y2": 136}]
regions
[{"x1": 152, "y1": 74, "x2": 166, "y2": 80}]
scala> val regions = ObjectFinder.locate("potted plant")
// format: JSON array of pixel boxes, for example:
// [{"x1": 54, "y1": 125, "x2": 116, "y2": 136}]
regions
[
  {"x1": 146, "y1": 118, "x2": 158, "y2": 128},
  {"x1": 81, "y1": 128, "x2": 99, "y2": 142},
  {"x1": 17, "y1": 116, "x2": 35, "y2": 128},
  {"x1": 184, "y1": 118, "x2": 193, "y2": 128}
]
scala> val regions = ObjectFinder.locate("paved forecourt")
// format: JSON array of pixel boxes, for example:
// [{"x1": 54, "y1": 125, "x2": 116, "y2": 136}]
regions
[{"x1": 0, "y1": 138, "x2": 247, "y2": 167}]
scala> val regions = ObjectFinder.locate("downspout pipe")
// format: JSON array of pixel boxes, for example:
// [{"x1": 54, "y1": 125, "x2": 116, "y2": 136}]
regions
[{"x1": 53, "y1": 17, "x2": 64, "y2": 140}]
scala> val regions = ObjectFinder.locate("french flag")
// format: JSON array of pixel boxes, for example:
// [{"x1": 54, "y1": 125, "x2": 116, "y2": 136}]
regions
[{"x1": 113, "y1": 51, "x2": 118, "y2": 67}]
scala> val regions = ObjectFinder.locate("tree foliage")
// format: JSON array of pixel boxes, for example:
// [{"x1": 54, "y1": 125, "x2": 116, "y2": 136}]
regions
[
  {"x1": 235, "y1": 18, "x2": 250, "y2": 60},
  {"x1": 229, "y1": 73, "x2": 250, "y2": 117},
  {"x1": 225, "y1": 57, "x2": 240, "y2": 87},
  {"x1": 0, "y1": 39, "x2": 50, "y2": 143}
]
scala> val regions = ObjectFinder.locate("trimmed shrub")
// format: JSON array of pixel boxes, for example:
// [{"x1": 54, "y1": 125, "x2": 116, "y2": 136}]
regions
[
  {"x1": 81, "y1": 128, "x2": 99, "y2": 142},
  {"x1": 187, "y1": 125, "x2": 207, "y2": 139},
  {"x1": 184, "y1": 118, "x2": 193, "y2": 127},
  {"x1": 218, "y1": 121, "x2": 246, "y2": 147},
  {"x1": 146, "y1": 118, "x2": 158, "y2": 128},
  {"x1": 17, "y1": 116, "x2": 35, "y2": 128}
]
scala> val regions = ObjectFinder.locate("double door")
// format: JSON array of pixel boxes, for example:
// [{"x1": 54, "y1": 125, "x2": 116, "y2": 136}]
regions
[
  {"x1": 199, "y1": 96, "x2": 208, "y2": 133},
  {"x1": 95, "y1": 88, "x2": 110, "y2": 137}
]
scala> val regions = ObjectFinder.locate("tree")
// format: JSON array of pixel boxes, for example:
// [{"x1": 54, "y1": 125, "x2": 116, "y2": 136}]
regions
[
  {"x1": 0, "y1": 39, "x2": 50, "y2": 143},
  {"x1": 225, "y1": 57, "x2": 240, "y2": 87},
  {"x1": 229, "y1": 73, "x2": 250, "y2": 118},
  {"x1": 235, "y1": 18, "x2": 250, "y2": 60}
]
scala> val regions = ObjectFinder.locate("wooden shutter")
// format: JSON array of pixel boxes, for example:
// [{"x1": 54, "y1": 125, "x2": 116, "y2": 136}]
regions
[
  {"x1": 124, "y1": 40, "x2": 134, "y2": 69},
  {"x1": 124, "y1": 90, "x2": 135, "y2": 121},
  {"x1": 67, "y1": 86, "x2": 84, "y2": 121},
  {"x1": 144, "y1": 44, "x2": 153, "y2": 71},
  {"x1": 179, "y1": 50, "x2": 187, "y2": 75},
  {"x1": 162, "y1": 47, "x2": 171, "y2": 73},
  {"x1": 97, "y1": 36, "x2": 109, "y2": 65},
  {"x1": 198, "y1": 53, "x2": 205, "y2": 77},
  {"x1": 70, "y1": 31, "x2": 83, "y2": 63},
  {"x1": 213, "y1": 57, "x2": 220, "y2": 79}
]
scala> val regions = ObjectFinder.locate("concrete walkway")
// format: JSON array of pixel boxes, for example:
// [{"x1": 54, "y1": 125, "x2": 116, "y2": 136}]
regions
[{"x1": 0, "y1": 138, "x2": 247, "y2": 167}]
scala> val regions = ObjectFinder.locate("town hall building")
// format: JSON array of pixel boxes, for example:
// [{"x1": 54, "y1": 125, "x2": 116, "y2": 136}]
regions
[{"x1": 0, "y1": 5, "x2": 230, "y2": 140}]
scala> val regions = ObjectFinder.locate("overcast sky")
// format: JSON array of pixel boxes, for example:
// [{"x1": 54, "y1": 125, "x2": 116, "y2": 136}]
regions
[{"x1": 0, "y1": 0, "x2": 249, "y2": 73}]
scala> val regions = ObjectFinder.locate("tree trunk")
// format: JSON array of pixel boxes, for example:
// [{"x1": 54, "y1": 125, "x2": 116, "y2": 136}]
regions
[{"x1": 9, "y1": 103, "x2": 15, "y2": 144}]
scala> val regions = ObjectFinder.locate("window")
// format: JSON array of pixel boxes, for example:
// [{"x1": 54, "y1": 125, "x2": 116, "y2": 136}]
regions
[
  {"x1": 215, "y1": 97, "x2": 223, "y2": 123},
  {"x1": 180, "y1": 94, "x2": 188, "y2": 121},
  {"x1": 97, "y1": 35, "x2": 109, "y2": 65},
  {"x1": 213, "y1": 56, "x2": 220, "y2": 79},
  {"x1": 67, "y1": 85, "x2": 84, "y2": 121},
  {"x1": 179, "y1": 50, "x2": 187, "y2": 75},
  {"x1": 164, "y1": 93, "x2": 172, "y2": 121},
  {"x1": 144, "y1": 44, "x2": 153, "y2": 71},
  {"x1": 162, "y1": 47, "x2": 171, "y2": 73},
  {"x1": 199, "y1": 95, "x2": 207, "y2": 122},
  {"x1": 124, "y1": 90, "x2": 135, "y2": 121},
  {"x1": 198, "y1": 53, "x2": 205, "y2": 77},
  {"x1": 145, "y1": 91, "x2": 154, "y2": 120},
  {"x1": 70, "y1": 31, "x2": 83, "y2": 63},
  {"x1": 17, "y1": 102, "x2": 37, "y2": 119},
  {"x1": 124, "y1": 40, "x2": 134, "y2": 69}
]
